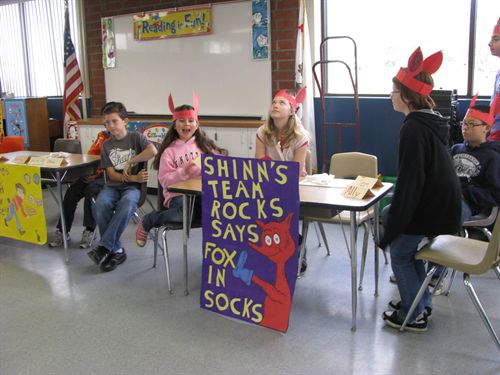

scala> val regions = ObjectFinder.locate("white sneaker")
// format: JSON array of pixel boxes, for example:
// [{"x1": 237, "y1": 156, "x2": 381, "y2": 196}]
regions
[
  {"x1": 48, "y1": 229, "x2": 70, "y2": 248},
  {"x1": 79, "y1": 229, "x2": 94, "y2": 249}
]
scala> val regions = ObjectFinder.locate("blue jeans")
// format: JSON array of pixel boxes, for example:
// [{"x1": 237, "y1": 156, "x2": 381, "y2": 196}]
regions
[
  {"x1": 430, "y1": 199, "x2": 472, "y2": 278},
  {"x1": 382, "y1": 205, "x2": 431, "y2": 321},
  {"x1": 142, "y1": 196, "x2": 183, "y2": 232},
  {"x1": 93, "y1": 185, "x2": 141, "y2": 252}
]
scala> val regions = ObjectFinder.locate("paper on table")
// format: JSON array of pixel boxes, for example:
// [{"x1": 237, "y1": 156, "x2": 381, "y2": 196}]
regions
[
  {"x1": 49, "y1": 152, "x2": 70, "y2": 158},
  {"x1": 299, "y1": 173, "x2": 350, "y2": 188}
]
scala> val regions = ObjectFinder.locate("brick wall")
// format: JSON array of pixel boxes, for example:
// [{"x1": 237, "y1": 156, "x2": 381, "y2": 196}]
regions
[{"x1": 84, "y1": 0, "x2": 299, "y2": 116}]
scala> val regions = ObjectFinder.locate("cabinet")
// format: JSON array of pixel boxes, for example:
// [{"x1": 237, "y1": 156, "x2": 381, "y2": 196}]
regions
[
  {"x1": 3, "y1": 97, "x2": 50, "y2": 151},
  {"x1": 203, "y1": 127, "x2": 256, "y2": 158}
]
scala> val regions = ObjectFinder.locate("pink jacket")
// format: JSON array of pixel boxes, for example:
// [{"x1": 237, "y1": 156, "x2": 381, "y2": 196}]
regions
[{"x1": 158, "y1": 137, "x2": 203, "y2": 208}]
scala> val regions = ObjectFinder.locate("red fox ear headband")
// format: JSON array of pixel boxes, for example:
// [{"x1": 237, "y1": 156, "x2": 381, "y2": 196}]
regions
[
  {"x1": 395, "y1": 47, "x2": 443, "y2": 96},
  {"x1": 494, "y1": 17, "x2": 500, "y2": 34},
  {"x1": 466, "y1": 94, "x2": 500, "y2": 126},
  {"x1": 274, "y1": 86, "x2": 306, "y2": 111},
  {"x1": 168, "y1": 92, "x2": 199, "y2": 120}
]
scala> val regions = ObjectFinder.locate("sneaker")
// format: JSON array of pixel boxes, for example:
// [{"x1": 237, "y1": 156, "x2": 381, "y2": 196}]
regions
[
  {"x1": 79, "y1": 229, "x2": 94, "y2": 249},
  {"x1": 429, "y1": 269, "x2": 448, "y2": 295},
  {"x1": 382, "y1": 310, "x2": 427, "y2": 333},
  {"x1": 87, "y1": 245, "x2": 109, "y2": 265},
  {"x1": 135, "y1": 220, "x2": 148, "y2": 247},
  {"x1": 389, "y1": 274, "x2": 397, "y2": 284},
  {"x1": 387, "y1": 299, "x2": 433, "y2": 321},
  {"x1": 48, "y1": 229, "x2": 70, "y2": 248},
  {"x1": 100, "y1": 250, "x2": 127, "y2": 272}
]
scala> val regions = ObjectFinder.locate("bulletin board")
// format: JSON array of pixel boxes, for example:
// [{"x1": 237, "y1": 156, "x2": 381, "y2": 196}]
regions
[{"x1": 104, "y1": 1, "x2": 272, "y2": 117}]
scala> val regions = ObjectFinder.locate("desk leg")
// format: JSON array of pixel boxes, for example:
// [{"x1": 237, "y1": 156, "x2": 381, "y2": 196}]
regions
[
  {"x1": 350, "y1": 211, "x2": 358, "y2": 331},
  {"x1": 56, "y1": 170, "x2": 70, "y2": 264},
  {"x1": 373, "y1": 203, "x2": 380, "y2": 297},
  {"x1": 183, "y1": 194, "x2": 189, "y2": 296}
]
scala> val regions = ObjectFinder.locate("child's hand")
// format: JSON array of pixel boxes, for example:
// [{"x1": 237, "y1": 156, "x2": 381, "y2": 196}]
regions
[
  {"x1": 134, "y1": 169, "x2": 148, "y2": 183},
  {"x1": 184, "y1": 161, "x2": 200, "y2": 177},
  {"x1": 122, "y1": 161, "x2": 133, "y2": 178}
]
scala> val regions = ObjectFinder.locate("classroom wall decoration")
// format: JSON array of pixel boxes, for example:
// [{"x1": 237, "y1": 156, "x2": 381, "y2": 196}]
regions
[
  {"x1": 4, "y1": 99, "x2": 29, "y2": 148},
  {"x1": 101, "y1": 17, "x2": 116, "y2": 69},
  {"x1": 133, "y1": 5, "x2": 211, "y2": 40},
  {"x1": 200, "y1": 154, "x2": 300, "y2": 332},
  {"x1": 0, "y1": 101, "x2": 4, "y2": 137},
  {"x1": 252, "y1": 0, "x2": 270, "y2": 60},
  {"x1": 0, "y1": 164, "x2": 47, "y2": 245},
  {"x1": 129, "y1": 121, "x2": 170, "y2": 148}
]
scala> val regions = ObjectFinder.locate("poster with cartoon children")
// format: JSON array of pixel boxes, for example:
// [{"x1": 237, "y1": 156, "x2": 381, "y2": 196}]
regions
[
  {"x1": 200, "y1": 154, "x2": 300, "y2": 332},
  {"x1": 0, "y1": 164, "x2": 47, "y2": 245}
]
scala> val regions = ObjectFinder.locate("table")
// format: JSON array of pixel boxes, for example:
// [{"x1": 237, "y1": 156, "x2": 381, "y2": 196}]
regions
[
  {"x1": 168, "y1": 177, "x2": 393, "y2": 330},
  {"x1": 0, "y1": 151, "x2": 100, "y2": 263}
]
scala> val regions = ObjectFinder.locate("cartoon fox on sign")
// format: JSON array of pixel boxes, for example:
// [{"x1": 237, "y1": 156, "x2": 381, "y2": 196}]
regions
[{"x1": 233, "y1": 212, "x2": 296, "y2": 332}]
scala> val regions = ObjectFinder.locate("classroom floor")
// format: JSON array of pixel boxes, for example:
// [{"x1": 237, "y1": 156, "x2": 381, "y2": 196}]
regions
[{"x1": 1, "y1": 191, "x2": 499, "y2": 375}]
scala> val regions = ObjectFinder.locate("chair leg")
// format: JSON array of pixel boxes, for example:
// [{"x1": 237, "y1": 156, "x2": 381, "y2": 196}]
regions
[
  {"x1": 463, "y1": 273, "x2": 500, "y2": 351},
  {"x1": 400, "y1": 266, "x2": 438, "y2": 331},
  {"x1": 152, "y1": 228, "x2": 159, "y2": 268},
  {"x1": 358, "y1": 221, "x2": 369, "y2": 291},
  {"x1": 495, "y1": 266, "x2": 500, "y2": 280},
  {"x1": 479, "y1": 227, "x2": 492, "y2": 241},
  {"x1": 443, "y1": 269, "x2": 458, "y2": 296},
  {"x1": 317, "y1": 222, "x2": 330, "y2": 256},
  {"x1": 161, "y1": 228, "x2": 173, "y2": 294},
  {"x1": 312, "y1": 221, "x2": 322, "y2": 247},
  {"x1": 297, "y1": 220, "x2": 309, "y2": 278},
  {"x1": 382, "y1": 250, "x2": 389, "y2": 264}
]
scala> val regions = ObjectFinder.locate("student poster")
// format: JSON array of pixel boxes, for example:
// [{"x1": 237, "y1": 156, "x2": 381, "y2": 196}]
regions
[
  {"x1": 200, "y1": 154, "x2": 300, "y2": 332},
  {"x1": 0, "y1": 164, "x2": 47, "y2": 245},
  {"x1": 129, "y1": 121, "x2": 170, "y2": 148},
  {"x1": 4, "y1": 99, "x2": 29, "y2": 148}
]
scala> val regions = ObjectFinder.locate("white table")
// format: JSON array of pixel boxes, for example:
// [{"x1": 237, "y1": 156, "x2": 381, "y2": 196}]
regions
[{"x1": 168, "y1": 177, "x2": 393, "y2": 330}]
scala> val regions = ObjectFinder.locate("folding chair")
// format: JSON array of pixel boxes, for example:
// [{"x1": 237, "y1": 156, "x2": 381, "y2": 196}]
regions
[{"x1": 400, "y1": 211, "x2": 500, "y2": 351}]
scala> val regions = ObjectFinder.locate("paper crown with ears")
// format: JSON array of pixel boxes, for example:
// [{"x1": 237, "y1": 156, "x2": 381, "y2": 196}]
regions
[
  {"x1": 274, "y1": 86, "x2": 306, "y2": 111},
  {"x1": 168, "y1": 92, "x2": 199, "y2": 120},
  {"x1": 465, "y1": 94, "x2": 500, "y2": 126},
  {"x1": 395, "y1": 47, "x2": 443, "y2": 96},
  {"x1": 494, "y1": 17, "x2": 500, "y2": 35}
]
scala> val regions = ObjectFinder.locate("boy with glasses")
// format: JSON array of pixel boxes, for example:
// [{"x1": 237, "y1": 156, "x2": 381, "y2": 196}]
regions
[{"x1": 452, "y1": 98, "x2": 500, "y2": 222}]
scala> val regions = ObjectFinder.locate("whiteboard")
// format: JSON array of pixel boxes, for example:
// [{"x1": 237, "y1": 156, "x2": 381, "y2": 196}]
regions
[{"x1": 104, "y1": 1, "x2": 271, "y2": 117}]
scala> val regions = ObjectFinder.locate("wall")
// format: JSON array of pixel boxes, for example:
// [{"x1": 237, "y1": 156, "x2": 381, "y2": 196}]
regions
[{"x1": 83, "y1": 0, "x2": 299, "y2": 117}]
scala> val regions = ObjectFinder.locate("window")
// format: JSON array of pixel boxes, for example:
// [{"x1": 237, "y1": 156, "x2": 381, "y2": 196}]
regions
[
  {"x1": 322, "y1": 0, "x2": 498, "y2": 96},
  {"x1": 0, "y1": 0, "x2": 80, "y2": 97}
]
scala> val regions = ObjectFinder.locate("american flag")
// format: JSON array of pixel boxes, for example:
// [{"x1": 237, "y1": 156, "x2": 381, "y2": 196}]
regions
[{"x1": 62, "y1": 6, "x2": 83, "y2": 127}]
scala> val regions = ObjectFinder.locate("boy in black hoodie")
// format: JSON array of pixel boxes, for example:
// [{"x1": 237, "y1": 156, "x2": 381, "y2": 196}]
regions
[
  {"x1": 379, "y1": 47, "x2": 462, "y2": 332},
  {"x1": 452, "y1": 101, "x2": 500, "y2": 219}
]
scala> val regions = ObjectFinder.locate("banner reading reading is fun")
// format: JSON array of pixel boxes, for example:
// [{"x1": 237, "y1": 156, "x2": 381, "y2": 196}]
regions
[
  {"x1": 0, "y1": 164, "x2": 47, "y2": 245},
  {"x1": 133, "y1": 6, "x2": 211, "y2": 40},
  {"x1": 200, "y1": 155, "x2": 300, "y2": 332}
]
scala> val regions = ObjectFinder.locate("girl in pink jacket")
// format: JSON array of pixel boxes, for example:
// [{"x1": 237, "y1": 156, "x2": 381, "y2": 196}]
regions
[{"x1": 136, "y1": 93, "x2": 225, "y2": 247}]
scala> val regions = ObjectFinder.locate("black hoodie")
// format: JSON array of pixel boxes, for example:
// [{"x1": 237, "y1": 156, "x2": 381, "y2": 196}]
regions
[
  {"x1": 451, "y1": 140, "x2": 500, "y2": 216},
  {"x1": 380, "y1": 110, "x2": 462, "y2": 249}
]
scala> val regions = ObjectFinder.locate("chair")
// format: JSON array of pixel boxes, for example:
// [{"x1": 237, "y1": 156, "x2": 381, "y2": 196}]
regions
[
  {"x1": 440, "y1": 206, "x2": 499, "y2": 296},
  {"x1": 301, "y1": 152, "x2": 387, "y2": 289},
  {"x1": 0, "y1": 136, "x2": 25, "y2": 153},
  {"x1": 400, "y1": 211, "x2": 500, "y2": 351},
  {"x1": 53, "y1": 138, "x2": 82, "y2": 154},
  {"x1": 152, "y1": 181, "x2": 201, "y2": 294}
]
